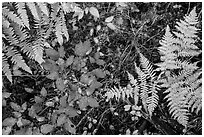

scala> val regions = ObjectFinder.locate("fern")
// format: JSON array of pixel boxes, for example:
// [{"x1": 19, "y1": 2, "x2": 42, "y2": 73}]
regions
[
  {"x1": 105, "y1": 84, "x2": 136, "y2": 102},
  {"x1": 156, "y1": 7, "x2": 201, "y2": 126},
  {"x1": 2, "y1": 2, "x2": 71, "y2": 83},
  {"x1": 106, "y1": 53, "x2": 159, "y2": 117},
  {"x1": 55, "y1": 9, "x2": 69, "y2": 45},
  {"x1": 2, "y1": 7, "x2": 24, "y2": 27},
  {"x1": 36, "y1": 2, "x2": 49, "y2": 17},
  {"x1": 15, "y1": 2, "x2": 30, "y2": 29},
  {"x1": 26, "y1": 2, "x2": 40, "y2": 20}
]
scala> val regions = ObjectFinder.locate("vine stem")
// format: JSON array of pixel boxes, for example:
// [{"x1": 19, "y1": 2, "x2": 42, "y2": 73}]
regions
[{"x1": 76, "y1": 108, "x2": 94, "y2": 128}]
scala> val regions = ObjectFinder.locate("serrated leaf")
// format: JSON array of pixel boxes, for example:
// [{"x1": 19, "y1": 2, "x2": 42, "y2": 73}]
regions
[
  {"x1": 64, "y1": 118, "x2": 76, "y2": 134},
  {"x1": 89, "y1": 7, "x2": 100, "y2": 18},
  {"x1": 107, "y1": 22, "x2": 117, "y2": 30},
  {"x1": 3, "y1": 117, "x2": 17, "y2": 126},
  {"x1": 41, "y1": 124, "x2": 54, "y2": 134},
  {"x1": 87, "y1": 97, "x2": 99, "y2": 108},
  {"x1": 40, "y1": 87, "x2": 47, "y2": 97},
  {"x1": 10, "y1": 102, "x2": 21, "y2": 111},
  {"x1": 66, "y1": 55, "x2": 74, "y2": 67},
  {"x1": 57, "y1": 114, "x2": 67, "y2": 126},
  {"x1": 105, "y1": 16, "x2": 114, "y2": 23},
  {"x1": 56, "y1": 78, "x2": 65, "y2": 92}
]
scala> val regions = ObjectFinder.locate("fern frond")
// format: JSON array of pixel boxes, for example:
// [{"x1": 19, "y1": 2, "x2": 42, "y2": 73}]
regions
[
  {"x1": 136, "y1": 53, "x2": 159, "y2": 116},
  {"x1": 139, "y1": 53, "x2": 155, "y2": 78},
  {"x1": 3, "y1": 25, "x2": 19, "y2": 45},
  {"x1": 26, "y1": 2, "x2": 40, "y2": 20},
  {"x1": 105, "y1": 85, "x2": 135, "y2": 102},
  {"x1": 134, "y1": 62, "x2": 148, "y2": 112},
  {"x1": 32, "y1": 37, "x2": 45, "y2": 64},
  {"x1": 15, "y1": 2, "x2": 30, "y2": 29},
  {"x1": 36, "y1": 2, "x2": 49, "y2": 17},
  {"x1": 2, "y1": 53, "x2": 12, "y2": 83},
  {"x1": 5, "y1": 47, "x2": 32, "y2": 74},
  {"x1": 55, "y1": 10, "x2": 69, "y2": 45},
  {"x1": 2, "y1": 7, "x2": 24, "y2": 27},
  {"x1": 157, "y1": 7, "x2": 201, "y2": 126}
]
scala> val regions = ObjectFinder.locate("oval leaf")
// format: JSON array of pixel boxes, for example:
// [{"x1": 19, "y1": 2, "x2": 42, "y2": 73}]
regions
[
  {"x1": 78, "y1": 97, "x2": 88, "y2": 110},
  {"x1": 89, "y1": 7, "x2": 99, "y2": 18},
  {"x1": 87, "y1": 97, "x2": 99, "y2": 108},
  {"x1": 40, "y1": 87, "x2": 47, "y2": 97},
  {"x1": 105, "y1": 16, "x2": 114, "y2": 23},
  {"x1": 92, "y1": 69, "x2": 106, "y2": 78},
  {"x1": 107, "y1": 22, "x2": 117, "y2": 30},
  {"x1": 10, "y1": 102, "x2": 21, "y2": 111},
  {"x1": 96, "y1": 59, "x2": 106, "y2": 66},
  {"x1": 66, "y1": 55, "x2": 74, "y2": 67},
  {"x1": 45, "y1": 48, "x2": 60, "y2": 61},
  {"x1": 41, "y1": 124, "x2": 54, "y2": 134},
  {"x1": 57, "y1": 114, "x2": 67, "y2": 126},
  {"x1": 3, "y1": 117, "x2": 17, "y2": 126},
  {"x1": 46, "y1": 71, "x2": 59, "y2": 80},
  {"x1": 64, "y1": 118, "x2": 76, "y2": 134},
  {"x1": 60, "y1": 95, "x2": 67, "y2": 108},
  {"x1": 56, "y1": 78, "x2": 65, "y2": 92},
  {"x1": 64, "y1": 106, "x2": 79, "y2": 117}
]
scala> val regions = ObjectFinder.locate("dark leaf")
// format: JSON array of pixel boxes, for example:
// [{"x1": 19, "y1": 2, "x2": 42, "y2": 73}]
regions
[
  {"x1": 87, "y1": 97, "x2": 99, "y2": 108},
  {"x1": 58, "y1": 45, "x2": 65, "y2": 58},
  {"x1": 57, "y1": 114, "x2": 67, "y2": 126},
  {"x1": 46, "y1": 71, "x2": 59, "y2": 80},
  {"x1": 45, "y1": 48, "x2": 60, "y2": 61},
  {"x1": 92, "y1": 69, "x2": 106, "y2": 78},
  {"x1": 66, "y1": 55, "x2": 74, "y2": 67},
  {"x1": 3, "y1": 117, "x2": 17, "y2": 127},
  {"x1": 59, "y1": 95, "x2": 67, "y2": 108},
  {"x1": 40, "y1": 87, "x2": 47, "y2": 97},
  {"x1": 64, "y1": 118, "x2": 76, "y2": 134},
  {"x1": 56, "y1": 78, "x2": 65, "y2": 92},
  {"x1": 64, "y1": 106, "x2": 79, "y2": 117},
  {"x1": 78, "y1": 97, "x2": 88, "y2": 110},
  {"x1": 41, "y1": 124, "x2": 54, "y2": 134}
]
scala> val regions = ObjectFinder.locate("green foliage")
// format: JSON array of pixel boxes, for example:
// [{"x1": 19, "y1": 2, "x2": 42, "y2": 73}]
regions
[
  {"x1": 156, "y1": 7, "x2": 201, "y2": 127},
  {"x1": 105, "y1": 52, "x2": 159, "y2": 117},
  {"x1": 2, "y1": 2, "x2": 202, "y2": 135}
]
